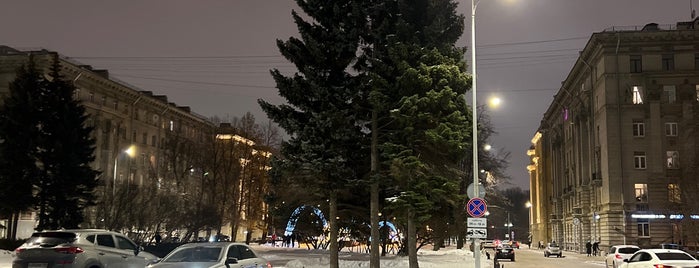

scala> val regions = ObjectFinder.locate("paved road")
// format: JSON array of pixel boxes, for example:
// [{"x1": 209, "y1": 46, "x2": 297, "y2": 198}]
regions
[{"x1": 486, "y1": 247, "x2": 606, "y2": 268}]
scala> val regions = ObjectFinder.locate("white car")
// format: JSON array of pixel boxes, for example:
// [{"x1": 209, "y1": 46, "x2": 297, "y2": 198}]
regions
[
  {"x1": 13, "y1": 229, "x2": 158, "y2": 268},
  {"x1": 606, "y1": 245, "x2": 640, "y2": 268},
  {"x1": 620, "y1": 248, "x2": 699, "y2": 268},
  {"x1": 147, "y1": 242, "x2": 271, "y2": 268},
  {"x1": 544, "y1": 242, "x2": 562, "y2": 258}
]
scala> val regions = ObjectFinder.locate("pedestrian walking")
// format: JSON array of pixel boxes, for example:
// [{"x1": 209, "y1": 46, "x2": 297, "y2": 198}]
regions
[
  {"x1": 585, "y1": 241, "x2": 592, "y2": 257},
  {"x1": 593, "y1": 241, "x2": 600, "y2": 256}
]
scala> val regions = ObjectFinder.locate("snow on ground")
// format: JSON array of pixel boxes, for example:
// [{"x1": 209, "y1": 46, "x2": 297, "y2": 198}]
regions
[
  {"x1": 0, "y1": 250, "x2": 12, "y2": 268},
  {"x1": 252, "y1": 244, "x2": 492, "y2": 268},
  {"x1": 0, "y1": 245, "x2": 491, "y2": 268}
]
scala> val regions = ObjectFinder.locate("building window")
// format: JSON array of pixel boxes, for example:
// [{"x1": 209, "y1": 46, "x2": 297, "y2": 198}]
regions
[
  {"x1": 142, "y1": 133, "x2": 148, "y2": 144},
  {"x1": 132, "y1": 131, "x2": 137, "y2": 142},
  {"x1": 662, "y1": 54, "x2": 674, "y2": 71},
  {"x1": 632, "y1": 120, "x2": 645, "y2": 137},
  {"x1": 665, "y1": 122, "x2": 678, "y2": 136},
  {"x1": 630, "y1": 55, "x2": 642, "y2": 73},
  {"x1": 634, "y1": 152, "x2": 646, "y2": 169},
  {"x1": 637, "y1": 218, "x2": 650, "y2": 237},
  {"x1": 663, "y1": 85, "x2": 676, "y2": 103},
  {"x1": 73, "y1": 88, "x2": 81, "y2": 100},
  {"x1": 695, "y1": 53, "x2": 699, "y2": 70},
  {"x1": 696, "y1": 85, "x2": 699, "y2": 102},
  {"x1": 668, "y1": 183, "x2": 681, "y2": 203},
  {"x1": 113, "y1": 100, "x2": 118, "y2": 110},
  {"x1": 666, "y1": 151, "x2": 679, "y2": 168},
  {"x1": 89, "y1": 92, "x2": 95, "y2": 102},
  {"x1": 101, "y1": 96, "x2": 107, "y2": 106},
  {"x1": 635, "y1": 183, "x2": 648, "y2": 202},
  {"x1": 632, "y1": 86, "x2": 644, "y2": 104},
  {"x1": 151, "y1": 135, "x2": 157, "y2": 147}
]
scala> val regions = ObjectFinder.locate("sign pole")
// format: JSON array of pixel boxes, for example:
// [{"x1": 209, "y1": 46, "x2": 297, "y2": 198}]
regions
[{"x1": 467, "y1": 198, "x2": 487, "y2": 268}]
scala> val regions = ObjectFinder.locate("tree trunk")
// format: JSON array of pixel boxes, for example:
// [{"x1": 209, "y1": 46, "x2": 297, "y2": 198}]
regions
[
  {"x1": 329, "y1": 191, "x2": 339, "y2": 268},
  {"x1": 370, "y1": 108, "x2": 380, "y2": 267},
  {"x1": 407, "y1": 209, "x2": 419, "y2": 268}
]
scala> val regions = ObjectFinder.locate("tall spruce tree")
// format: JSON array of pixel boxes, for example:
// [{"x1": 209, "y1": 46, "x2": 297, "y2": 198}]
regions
[
  {"x1": 258, "y1": 1, "x2": 368, "y2": 267},
  {"x1": 0, "y1": 57, "x2": 44, "y2": 239},
  {"x1": 34, "y1": 55, "x2": 99, "y2": 230},
  {"x1": 358, "y1": 1, "x2": 469, "y2": 266}
]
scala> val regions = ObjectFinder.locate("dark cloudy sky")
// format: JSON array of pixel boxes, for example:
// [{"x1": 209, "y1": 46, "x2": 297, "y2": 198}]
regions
[{"x1": 1, "y1": 0, "x2": 692, "y2": 189}]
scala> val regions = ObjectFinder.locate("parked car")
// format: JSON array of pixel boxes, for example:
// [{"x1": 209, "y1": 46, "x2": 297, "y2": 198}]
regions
[
  {"x1": 511, "y1": 241, "x2": 520, "y2": 249},
  {"x1": 482, "y1": 240, "x2": 496, "y2": 249},
  {"x1": 147, "y1": 242, "x2": 271, "y2": 268},
  {"x1": 494, "y1": 244, "x2": 515, "y2": 261},
  {"x1": 544, "y1": 242, "x2": 562, "y2": 258},
  {"x1": 13, "y1": 229, "x2": 158, "y2": 268},
  {"x1": 605, "y1": 245, "x2": 641, "y2": 268},
  {"x1": 620, "y1": 248, "x2": 699, "y2": 268}
]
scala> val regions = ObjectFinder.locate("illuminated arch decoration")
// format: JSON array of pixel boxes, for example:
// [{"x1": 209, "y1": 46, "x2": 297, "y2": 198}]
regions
[
  {"x1": 379, "y1": 220, "x2": 397, "y2": 233},
  {"x1": 284, "y1": 205, "x2": 328, "y2": 236}
]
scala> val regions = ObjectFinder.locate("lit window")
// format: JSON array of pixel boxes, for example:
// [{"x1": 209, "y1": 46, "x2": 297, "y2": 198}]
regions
[
  {"x1": 668, "y1": 183, "x2": 681, "y2": 203},
  {"x1": 666, "y1": 151, "x2": 679, "y2": 168},
  {"x1": 696, "y1": 85, "x2": 699, "y2": 102},
  {"x1": 635, "y1": 183, "x2": 648, "y2": 203},
  {"x1": 632, "y1": 86, "x2": 644, "y2": 104},
  {"x1": 634, "y1": 152, "x2": 646, "y2": 169},
  {"x1": 665, "y1": 122, "x2": 678, "y2": 136},
  {"x1": 637, "y1": 219, "x2": 650, "y2": 237},
  {"x1": 633, "y1": 120, "x2": 645, "y2": 137},
  {"x1": 663, "y1": 85, "x2": 676, "y2": 104}
]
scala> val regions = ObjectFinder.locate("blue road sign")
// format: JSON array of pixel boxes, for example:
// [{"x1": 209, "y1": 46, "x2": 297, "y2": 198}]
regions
[{"x1": 467, "y1": 198, "x2": 487, "y2": 218}]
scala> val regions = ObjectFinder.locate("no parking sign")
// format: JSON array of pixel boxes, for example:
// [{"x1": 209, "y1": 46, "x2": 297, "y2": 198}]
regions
[{"x1": 466, "y1": 197, "x2": 487, "y2": 218}]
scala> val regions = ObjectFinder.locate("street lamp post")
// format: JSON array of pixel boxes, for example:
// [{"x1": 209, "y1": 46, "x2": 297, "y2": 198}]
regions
[
  {"x1": 505, "y1": 212, "x2": 513, "y2": 240},
  {"x1": 470, "y1": 1, "x2": 481, "y2": 267},
  {"x1": 113, "y1": 145, "x2": 135, "y2": 195}
]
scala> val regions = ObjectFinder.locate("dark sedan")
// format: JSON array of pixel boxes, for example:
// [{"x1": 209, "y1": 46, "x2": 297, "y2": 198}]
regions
[{"x1": 495, "y1": 244, "x2": 515, "y2": 261}]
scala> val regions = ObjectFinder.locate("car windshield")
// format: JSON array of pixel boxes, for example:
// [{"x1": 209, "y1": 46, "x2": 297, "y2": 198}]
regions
[
  {"x1": 549, "y1": 243, "x2": 558, "y2": 247},
  {"x1": 163, "y1": 247, "x2": 222, "y2": 262},
  {"x1": 619, "y1": 248, "x2": 639, "y2": 254},
  {"x1": 656, "y1": 252, "x2": 695, "y2": 261}
]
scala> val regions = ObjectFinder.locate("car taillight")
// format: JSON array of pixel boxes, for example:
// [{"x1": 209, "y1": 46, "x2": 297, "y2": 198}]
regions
[
  {"x1": 54, "y1": 247, "x2": 84, "y2": 254},
  {"x1": 14, "y1": 248, "x2": 25, "y2": 254},
  {"x1": 653, "y1": 265, "x2": 674, "y2": 268},
  {"x1": 614, "y1": 253, "x2": 622, "y2": 259},
  {"x1": 266, "y1": 261, "x2": 273, "y2": 268}
]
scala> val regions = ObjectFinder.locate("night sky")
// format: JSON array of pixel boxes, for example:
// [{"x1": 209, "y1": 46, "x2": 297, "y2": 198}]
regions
[{"x1": 1, "y1": 0, "x2": 691, "y2": 189}]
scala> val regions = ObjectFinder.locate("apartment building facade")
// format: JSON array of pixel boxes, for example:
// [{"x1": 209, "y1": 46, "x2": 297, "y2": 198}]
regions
[
  {"x1": 528, "y1": 19, "x2": 699, "y2": 253},
  {"x1": 0, "y1": 46, "x2": 270, "y2": 241}
]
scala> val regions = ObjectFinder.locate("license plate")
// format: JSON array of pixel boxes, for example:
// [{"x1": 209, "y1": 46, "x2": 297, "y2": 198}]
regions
[{"x1": 28, "y1": 263, "x2": 48, "y2": 268}]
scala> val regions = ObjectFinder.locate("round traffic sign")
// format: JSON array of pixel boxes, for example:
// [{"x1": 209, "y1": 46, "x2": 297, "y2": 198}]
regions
[{"x1": 466, "y1": 197, "x2": 487, "y2": 218}]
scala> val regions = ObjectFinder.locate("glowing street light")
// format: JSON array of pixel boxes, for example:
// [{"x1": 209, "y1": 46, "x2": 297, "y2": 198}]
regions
[{"x1": 488, "y1": 96, "x2": 502, "y2": 108}]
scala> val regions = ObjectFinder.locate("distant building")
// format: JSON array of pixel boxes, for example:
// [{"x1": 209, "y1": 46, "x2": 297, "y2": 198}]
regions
[
  {"x1": 529, "y1": 19, "x2": 699, "y2": 252},
  {"x1": 0, "y1": 46, "x2": 270, "y2": 241}
]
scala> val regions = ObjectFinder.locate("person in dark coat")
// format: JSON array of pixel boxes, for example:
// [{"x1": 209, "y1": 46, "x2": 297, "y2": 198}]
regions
[
  {"x1": 586, "y1": 241, "x2": 592, "y2": 257},
  {"x1": 593, "y1": 241, "x2": 600, "y2": 256}
]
